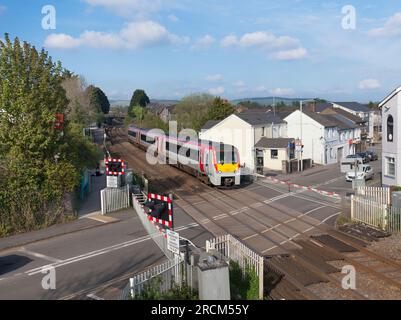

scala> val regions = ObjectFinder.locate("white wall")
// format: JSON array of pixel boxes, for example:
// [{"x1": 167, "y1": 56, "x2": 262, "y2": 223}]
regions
[
  {"x1": 199, "y1": 115, "x2": 255, "y2": 174},
  {"x1": 382, "y1": 93, "x2": 400, "y2": 186},
  {"x1": 263, "y1": 148, "x2": 287, "y2": 171},
  {"x1": 284, "y1": 110, "x2": 325, "y2": 164}
]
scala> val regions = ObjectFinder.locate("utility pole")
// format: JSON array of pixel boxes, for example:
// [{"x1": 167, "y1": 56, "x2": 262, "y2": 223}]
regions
[{"x1": 300, "y1": 101, "x2": 303, "y2": 172}]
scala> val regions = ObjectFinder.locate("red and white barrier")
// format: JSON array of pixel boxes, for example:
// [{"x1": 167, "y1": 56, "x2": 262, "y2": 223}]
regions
[{"x1": 263, "y1": 176, "x2": 341, "y2": 199}]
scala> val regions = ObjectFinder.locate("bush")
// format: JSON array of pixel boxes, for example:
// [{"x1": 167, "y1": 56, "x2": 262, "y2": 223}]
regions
[{"x1": 229, "y1": 261, "x2": 259, "y2": 300}]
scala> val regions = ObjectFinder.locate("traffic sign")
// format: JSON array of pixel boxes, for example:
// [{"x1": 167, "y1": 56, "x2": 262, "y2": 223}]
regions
[{"x1": 167, "y1": 229, "x2": 180, "y2": 255}]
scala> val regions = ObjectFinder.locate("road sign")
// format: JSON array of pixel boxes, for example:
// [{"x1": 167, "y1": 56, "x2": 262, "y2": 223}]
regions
[{"x1": 167, "y1": 229, "x2": 180, "y2": 255}]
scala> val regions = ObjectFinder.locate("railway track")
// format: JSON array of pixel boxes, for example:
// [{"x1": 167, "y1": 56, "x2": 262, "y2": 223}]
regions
[{"x1": 109, "y1": 128, "x2": 401, "y2": 300}]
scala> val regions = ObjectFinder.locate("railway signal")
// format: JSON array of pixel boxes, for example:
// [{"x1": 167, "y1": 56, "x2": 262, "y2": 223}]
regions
[
  {"x1": 105, "y1": 158, "x2": 125, "y2": 176},
  {"x1": 144, "y1": 193, "x2": 174, "y2": 230}
]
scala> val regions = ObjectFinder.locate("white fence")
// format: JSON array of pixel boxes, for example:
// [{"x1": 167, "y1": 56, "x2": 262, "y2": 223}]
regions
[
  {"x1": 121, "y1": 256, "x2": 186, "y2": 300},
  {"x1": 206, "y1": 234, "x2": 264, "y2": 299},
  {"x1": 100, "y1": 185, "x2": 130, "y2": 215},
  {"x1": 356, "y1": 186, "x2": 391, "y2": 205},
  {"x1": 351, "y1": 195, "x2": 401, "y2": 233}
]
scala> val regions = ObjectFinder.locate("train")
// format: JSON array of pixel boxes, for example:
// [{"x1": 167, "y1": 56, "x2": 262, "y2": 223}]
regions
[{"x1": 128, "y1": 126, "x2": 241, "y2": 187}]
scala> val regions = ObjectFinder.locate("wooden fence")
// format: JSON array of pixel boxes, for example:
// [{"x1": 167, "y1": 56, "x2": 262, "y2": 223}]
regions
[{"x1": 206, "y1": 234, "x2": 264, "y2": 299}]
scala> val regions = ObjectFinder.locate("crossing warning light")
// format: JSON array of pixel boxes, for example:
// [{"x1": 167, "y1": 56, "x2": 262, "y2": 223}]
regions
[
  {"x1": 145, "y1": 193, "x2": 174, "y2": 229},
  {"x1": 105, "y1": 158, "x2": 125, "y2": 176}
]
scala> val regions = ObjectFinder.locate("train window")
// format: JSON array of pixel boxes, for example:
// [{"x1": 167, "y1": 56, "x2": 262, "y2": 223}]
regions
[
  {"x1": 217, "y1": 145, "x2": 237, "y2": 164},
  {"x1": 166, "y1": 142, "x2": 169, "y2": 151},
  {"x1": 128, "y1": 131, "x2": 136, "y2": 138},
  {"x1": 141, "y1": 134, "x2": 155, "y2": 144},
  {"x1": 141, "y1": 134, "x2": 146, "y2": 142}
]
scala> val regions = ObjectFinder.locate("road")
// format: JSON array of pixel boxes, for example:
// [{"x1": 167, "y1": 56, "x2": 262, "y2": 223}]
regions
[
  {"x1": 0, "y1": 209, "x2": 212, "y2": 300},
  {"x1": 269, "y1": 144, "x2": 382, "y2": 197}
]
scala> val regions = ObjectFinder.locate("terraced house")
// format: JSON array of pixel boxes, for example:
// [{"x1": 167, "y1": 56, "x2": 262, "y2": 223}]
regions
[{"x1": 284, "y1": 110, "x2": 361, "y2": 165}]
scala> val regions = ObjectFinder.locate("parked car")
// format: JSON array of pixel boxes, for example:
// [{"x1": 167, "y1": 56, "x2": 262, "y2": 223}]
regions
[
  {"x1": 346, "y1": 165, "x2": 374, "y2": 182},
  {"x1": 356, "y1": 152, "x2": 370, "y2": 163},
  {"x1": 365, "y1": 151, "x2": 378, "y2": 161}
]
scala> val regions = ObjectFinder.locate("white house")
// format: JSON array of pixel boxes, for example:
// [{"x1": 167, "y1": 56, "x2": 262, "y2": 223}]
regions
[
  {"x1": 284, "y1": 110, "x2": 360, "y2": 165},
  {"x1": 199, "y1": 112, "x2": 287, "y2": 174},
  {"x1": 254, "y1": 138, "x2": 295, "y2": 172},
  {"x1": 379, "y1": 86, "x2": 401, "y2": 187}
]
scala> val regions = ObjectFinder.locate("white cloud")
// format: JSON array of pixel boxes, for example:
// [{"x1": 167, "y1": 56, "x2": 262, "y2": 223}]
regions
[
  {"x1": 191, "y1": 34, "x2": 215, "y2": 50},
  {"x1": 44, "y1": 21, "x2": 189, "y2": 50},
  {"x1": 274, "y1": 47, "x2": 307, "y2": 60},
  {"x1": 270, "y1": 88, "x2": 295, "y2": 96},
  {"x1": 369, "y1": 13, "x2": 401, "y2": 37},
  {"x1": 234, "y1": 80, "x2": 245, "y2": 87},
  {"x1": 205, "y1": 74, "x2": 224, "y2": 82},
  {"x1": 220, "y1": 31, "x2": 306, "y2": 60},
  {"x1": 168, "y1": 14, "x2": 178, "y2": 22},
  {"x1": 359, "y1": 79, "x2": 381, "y2": 90},
  {"x1": 208, "y1": 86, "x2": 225, "y2": 95}
]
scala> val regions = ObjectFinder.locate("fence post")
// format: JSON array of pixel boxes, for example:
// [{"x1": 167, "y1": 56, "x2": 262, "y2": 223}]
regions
[
  {"x1": 350, "y1": 195, "x2": 354, "y2": 221},
  {"x1": 101, "y1": 189, "x2": 105, "y2": 215},
  {"x1": 258, "y1": 256, "x2": 264, "y2": 300},
  {"x1": 383, "y1": 204, "x2": 388, "y2": 232},
  {"x1": 129, "y1": 278, "x2": 134, "y2": 299}
]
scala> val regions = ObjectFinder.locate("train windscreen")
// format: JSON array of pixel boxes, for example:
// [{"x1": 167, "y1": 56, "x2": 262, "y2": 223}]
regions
[{"x1": 216, "y1": 144, "x2": 238, "y2": 165}]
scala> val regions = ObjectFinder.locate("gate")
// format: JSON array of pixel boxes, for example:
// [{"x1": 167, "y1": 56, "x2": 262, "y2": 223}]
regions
[{"x1": 100, "y1": 185, "x2": 130, "y2": 215}]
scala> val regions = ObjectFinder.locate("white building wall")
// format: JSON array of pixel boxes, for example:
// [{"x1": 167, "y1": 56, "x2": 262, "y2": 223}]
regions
[
  {"x1": 199, "y1": 115, "x2": 255, "y2": 174},
  {"x1": 382, "y1": 94, "x2": 400, "y2": 186},
  {"x1": 284, "y1": 110, "x2": 325, "y2": 164},
  {"x1": 263, "y1": 148, "x2": 287, "y2": 171}
]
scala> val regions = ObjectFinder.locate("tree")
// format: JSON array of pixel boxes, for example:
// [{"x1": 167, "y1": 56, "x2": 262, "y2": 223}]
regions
[
  {"x1": 62, "y1": 75, "x2": 96, "y2": 125},
  {"x1": 173, "y1": 93, "x2": 215, "y2": 131},
  {"x1": 130, "y1": 89, "x2": 150, "y2": 108},
  {"x1": 87, "y1": 85, "x2": 110, "y2": 114},
  {"x1": 204, "y1": 97, "x2": 235, "y2": 122},
  {"x1": 0, "y1": 34, "x2": 100, "y2": 236}
]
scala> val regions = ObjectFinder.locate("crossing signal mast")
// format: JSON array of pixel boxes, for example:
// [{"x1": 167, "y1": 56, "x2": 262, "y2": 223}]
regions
[{"x1": 105, "y1": 158, "x2": 125, "y2": 188}]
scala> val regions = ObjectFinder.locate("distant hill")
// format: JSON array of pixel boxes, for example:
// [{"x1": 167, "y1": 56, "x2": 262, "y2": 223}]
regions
[
  {"x1": 231, "y1": 97, "x2": 310, "y2": 106},
  {"x1": 109, "y1": 99, "x2": 179, "y2": 107}
]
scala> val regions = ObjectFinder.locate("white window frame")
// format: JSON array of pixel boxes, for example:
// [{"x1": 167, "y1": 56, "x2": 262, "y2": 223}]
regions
[{"x1": 386, "y1": 157, "x2": 396, "y2": 177}]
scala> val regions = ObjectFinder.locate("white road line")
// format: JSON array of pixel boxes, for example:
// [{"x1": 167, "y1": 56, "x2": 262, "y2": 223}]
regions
[
  {"x1": 87, "y1": 294, "x2": 104, "y2": 300},
  {"x1": 242, "y1": 234, "x2": 259, "y2": 241},
  {"x1": 24, "y1": 222, "x2": 200, "y2": 277},
  {"x1": 20, "y1": 248, "x2": 62, "y2": 263}
]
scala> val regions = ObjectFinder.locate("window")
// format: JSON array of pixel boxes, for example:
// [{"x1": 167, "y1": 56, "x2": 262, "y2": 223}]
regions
[
  {"x1": 128, "y1": 131, "x2": 136, "y2": 138},
  {"x1": 271, "y1": 149, "x2": 278, "y2": 159},
  {"x1": 387, "y1": 115, "x2": 394, "y2": 142},
  {"x1": 262, "y1": 127, "x2": 265, "y2": 137},
  {"x1": 386, "y1": 157, "x2": 395, "y2": 177}
]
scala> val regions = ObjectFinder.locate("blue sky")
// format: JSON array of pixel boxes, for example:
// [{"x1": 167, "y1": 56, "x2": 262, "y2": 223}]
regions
[{"x1": 1, "y1": 0, "x2": 401, "y2": 102}]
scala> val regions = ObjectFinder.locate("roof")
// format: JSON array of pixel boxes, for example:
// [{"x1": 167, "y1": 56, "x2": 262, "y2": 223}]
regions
[
  {"x1": 255, "y1": 138, "x2": 294, "y2": 149},
  {"x1": 379, "y1": 86, "x2": 401, "y2": 108},
  {"x1": 302, "y1": 111, "x2": 337, "y2": 127},
  {"x1": 321, "y1": 107, "x2": 366, "y2": 124},
  {"x1": 323, "y1": 114, "x2": 358, "y2": 130},
  {"x1": 333, "y1": 102, "x2": 371, "y2": 113},
  {"x1": 202, "y1": 120, "x2": 220, "y2": 130},
  {"x1": 236, "y1": 112, "x2": 286, "y2": 126},
  {"x1": 314, "y1": 102, "x2": 333, "y2": 113}
]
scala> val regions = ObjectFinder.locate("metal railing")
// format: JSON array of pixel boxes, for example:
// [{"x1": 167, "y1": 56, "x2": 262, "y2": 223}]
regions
[
  {"x1": 120, "y1": 255, "x2": 185, "y2": 300},
  {"x1": 351, "y1": 195, "x2": 401, "y2": 233},
  {"x1": 100, "y1": 185, "x2": 130, "y2": 215},
  {"x1": 356, "y1": 186, "x2": 391, "y2": 205},
  {"x1": 206, "y1": 234, "x2": 264, "y2": 299}
]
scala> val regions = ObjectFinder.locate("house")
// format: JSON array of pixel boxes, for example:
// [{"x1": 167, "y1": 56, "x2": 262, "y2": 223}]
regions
[
  {"x1": 199, "y1": 112, "x2": 287, "y2": 174},
  {"x1": 284, "y1": 110, "x2": 360, "y2": 165},
  {"x1": 147, "y1": 103, "x2": 174, "y2": 123},
  {"x1": 379, "y1": 86, "x2": 401, "y2": 186},
  {"x1": 332, "y1": 102, "x2": 381, "y2": 142},
  {"x1": 255, "y1": 138, "x2": 295, "y2": 172}
]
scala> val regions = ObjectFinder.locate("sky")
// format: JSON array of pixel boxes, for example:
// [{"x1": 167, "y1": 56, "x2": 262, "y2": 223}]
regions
[{"x1": 1, "y1": 0, "x2": 401, "y2": 103}]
